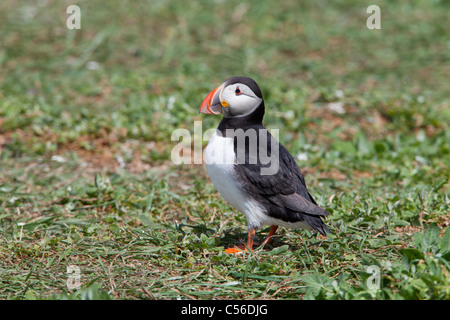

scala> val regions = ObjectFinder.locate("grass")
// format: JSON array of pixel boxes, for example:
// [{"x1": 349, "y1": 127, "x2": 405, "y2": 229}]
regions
[{"x1": 0, "y1": 0, "x2": 449, "y2": 300}]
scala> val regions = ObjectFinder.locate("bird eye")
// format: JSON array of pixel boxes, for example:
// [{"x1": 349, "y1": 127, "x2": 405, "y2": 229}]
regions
[{"x1": 235, "y1": 87, "x2": 241, "y2": 95}]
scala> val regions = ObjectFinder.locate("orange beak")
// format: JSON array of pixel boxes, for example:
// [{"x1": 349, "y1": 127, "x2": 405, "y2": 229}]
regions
[{"x1": 199, "y1": 85, "x2": 224, "y2": 115}]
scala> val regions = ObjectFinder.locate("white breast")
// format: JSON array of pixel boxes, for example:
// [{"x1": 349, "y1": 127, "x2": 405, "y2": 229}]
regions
[{"x1": 204, "y1": 132, "x2": 267, "y2": 229}]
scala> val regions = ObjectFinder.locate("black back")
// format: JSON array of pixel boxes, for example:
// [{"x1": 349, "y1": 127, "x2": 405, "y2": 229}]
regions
[{"x1": 216, "y1": 81, "x2": 330, "y2": 235}]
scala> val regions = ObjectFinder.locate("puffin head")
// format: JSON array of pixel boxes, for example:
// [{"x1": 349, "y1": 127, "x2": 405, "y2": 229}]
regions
[{"x1": 199, "y1": 76, "x2": 263, "y2": 119}]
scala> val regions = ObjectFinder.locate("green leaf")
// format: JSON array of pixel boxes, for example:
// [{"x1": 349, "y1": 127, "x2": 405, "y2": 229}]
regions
[
  {"x1": 414, "y1": 223, "x2": 440, "y2": 253},
  {"x1": 354, "y1": 132, "x2": 374, "y2": 156},
  {"x1": 331, "y1": 140, "x2": 356, "y2": 155},
  {"x1": 432, "y1": 177, "x2": 448, "y2": 192},
  {"x1": 439, "y1": 227, "x2": 450, "y2": 254},
  {"x1": 422, "y1": 223, "x2": 440, "y2": 251},
  {"x1": 442, "y1": 252, "x2": 450, "y2": 262},
  {"x1": 392, "y1": 219, "x2": 410, "y2": 227},
  {"x1": 400, "y1": 248, "x2": 424, "y2": 263},
  {"x1": 267, "y1": 245, "x2": 289, "y2": 256},
  {"x1": 301, "y1": 273, "x2": 333, "y2": 296},
  {"x1": 413, "y1": 232, "x2": 424, "y2": 248}
]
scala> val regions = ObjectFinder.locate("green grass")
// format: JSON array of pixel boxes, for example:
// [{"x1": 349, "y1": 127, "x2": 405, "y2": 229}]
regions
[{"x1": 0, "y1": 0, "x2": 449, "y2": 300}]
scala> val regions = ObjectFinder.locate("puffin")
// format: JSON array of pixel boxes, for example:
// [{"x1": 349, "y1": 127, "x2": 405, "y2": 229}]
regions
[{"x1": 199, "y1": 76, "x2": 330, "y2": 253}]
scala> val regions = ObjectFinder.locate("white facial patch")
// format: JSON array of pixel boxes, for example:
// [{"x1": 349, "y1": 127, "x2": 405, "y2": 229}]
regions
[{"x1": 221, "y1": 84, "x2": 262, "y2": 117}]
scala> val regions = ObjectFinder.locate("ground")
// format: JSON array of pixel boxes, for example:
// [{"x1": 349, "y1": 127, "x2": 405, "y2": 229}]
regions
[{"x1": 0, "y1": 0, "x2": 449, "y2": 300}]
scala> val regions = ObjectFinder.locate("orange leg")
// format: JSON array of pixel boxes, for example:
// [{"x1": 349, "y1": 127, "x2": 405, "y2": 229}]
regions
[
  {"x1": 225, "y1": 226, "x2": 278, "y2": 254},
  {"x1": 246, "y1": 228, "x2": 256, "y2": 250},
  {"x1": 261, "y1": 225, "x2": 278, "y2": 246},
  {"x1": 225, "y1": 228, "x2": 256, "y2": 254}
]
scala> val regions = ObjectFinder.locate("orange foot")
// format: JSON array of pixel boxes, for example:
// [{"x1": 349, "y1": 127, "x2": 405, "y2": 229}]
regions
[
  {"x1": 224, "y1": 244, "x2": 251, "y2": 254},
  {"x1": 224, "y1": 229, "x2": 257, "y2": 254},
  {"x1": 224, "y1": 226, "x2": 278, "y2": 254}
]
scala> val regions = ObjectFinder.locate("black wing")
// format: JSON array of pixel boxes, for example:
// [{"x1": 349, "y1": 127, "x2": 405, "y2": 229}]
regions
[{"x1": 233, "y1": 127, "x2": 330, "y2": 235}]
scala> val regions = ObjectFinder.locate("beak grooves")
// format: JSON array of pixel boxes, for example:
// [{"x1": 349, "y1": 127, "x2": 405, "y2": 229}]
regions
[{"x1": 199, "y1": 85, "x2": 223, "y2": 115}]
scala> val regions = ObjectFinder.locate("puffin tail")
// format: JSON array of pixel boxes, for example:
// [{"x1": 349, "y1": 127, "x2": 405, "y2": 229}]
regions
[
  {"x1": 303, "y1": 214, "x2": 331, "y2": 236},
  {"x1": 277, "y1": 193, "x2": 331, "y2": 236}
]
